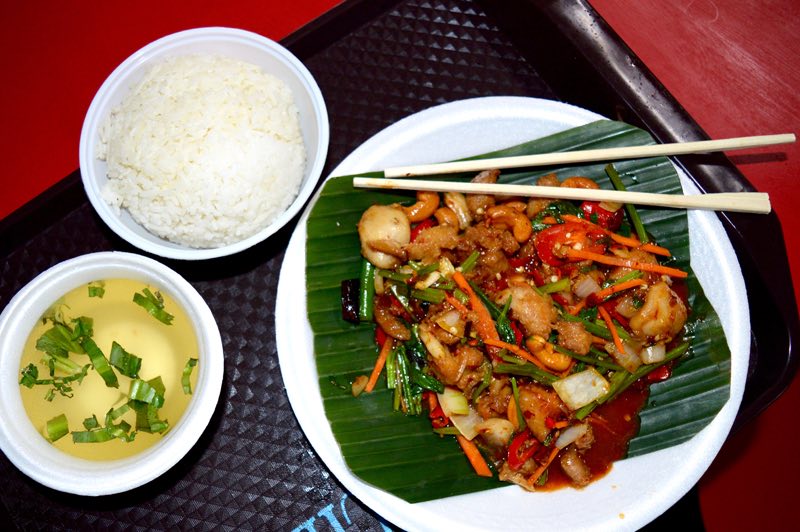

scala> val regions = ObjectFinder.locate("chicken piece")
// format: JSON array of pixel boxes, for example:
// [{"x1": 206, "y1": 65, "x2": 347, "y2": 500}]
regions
[
  {"x1": 554, "y1": 319, "x2": 592, "y2": 355},
  {"x1": 517, "y1": 382, "x2": 566, "y2": 441},
  {"x1": 498, "y1": 278, "x2": 557, "y2": 339},
  {"x1": 629, "y1": 281, "x2": 687, "y2": 342},
  {"x1": 357, "y1": 204, "x2": 410, "y2": 268},
  {"x1": 465, "y1": 169, "x2": 499, "y2": 219},
  {"x1": 405, "y1": 224, "x2": 459, "y2": 263}
]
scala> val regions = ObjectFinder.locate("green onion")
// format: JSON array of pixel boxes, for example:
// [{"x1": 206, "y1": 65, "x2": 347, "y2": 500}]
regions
[
  {"x1": 387, "y1": 283, "x2": 414, "y2": 316},
  {"x1": 458, "y1": 251, "x2": 480, "y2": 273},
  {"x1": 83, "y1": 414, "x2": 100, "y2": 430},
  {"x1": 132, "y1": 401, "x2": 169, "y2": 434},
  {"x1": 72, "y1": 428, "x2": 115, "y2": 443},
  {"x1": 471, "y1": 363, "x2": 493, "y2": 403},
  {"x1": 88, "y1": 281, "x2": 105, "y2": 298},
  {"x1": 410, "y1": 287, "x2": 446, "y2": 304},
  {"x1": 35, "y1": 322, "x2": 84, "y2": 357},
  {"x1": 358, "y1": 259, "x2": 376, "y2": 322},
  {"x1": 133, "y1": 288, "x2": 174, "y2": 325},
  {"x1": 433, "y1": 426, "x2": 461, "y2": 436},
  {"x1": 182, "y1": 358, "x2": 198, "y2": 394},
  {"x1": 553, "y1": 345, "x2": 624, "y2": 371},
  {"x1": 109, "y1": 341, "x2": 142, "y2": 378},
  {"x1": 510, "y1": 377, "x2": 525, "y2": 430},
  {"x1": 81, "y1": 337, "x2": 119, "y2": 388},
  {"x1": 45, "y1": 414, "x2": 69, "y2": 442},
  {"x1": 129, "y1": 378, "x2": 165, "y2": 408},
  {"x1": 539, "y1": 277, "x2": 570, "y2": 294},
  {"x1": 495, "y1": 362, "x2": 559, "y2": 385},
  {"x1": 410, "y1": 365, "x2": 444, "y2": 394},
  {"x1": 606, "y1": 164, "x2": 649, "y2": 243},
  {"x1": 453, "y1": 289, "x2": 469, "y2": 305},
  {"x1": 377, "y1": 268, "x2": 411, "y2": 282}
]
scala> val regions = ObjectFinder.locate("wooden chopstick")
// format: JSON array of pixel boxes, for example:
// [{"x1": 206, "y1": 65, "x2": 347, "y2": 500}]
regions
[
  {"x1": 352, "y1": 177, "x2": 772, "y2": 214},
  {"x1": 383, "y1": 133, "x2": 795, "y2": 178}
]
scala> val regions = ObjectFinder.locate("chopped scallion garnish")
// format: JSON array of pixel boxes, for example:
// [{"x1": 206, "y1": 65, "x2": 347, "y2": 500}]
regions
[
  {"x1": 45, "y1": 414, "x2": 69, "y2": 442},
  {"x1": 81, "y1": 337, "x2": 119, "y2": 388},
  {"x1": 109, "y1": 341, "x2": 142, "y2": 378},
  {"x1": 182, "y1": 358, "x2": 198, "y2": 395},
  {"x1": 133, "y1": 288, "x2": 174, "y2": 325}
]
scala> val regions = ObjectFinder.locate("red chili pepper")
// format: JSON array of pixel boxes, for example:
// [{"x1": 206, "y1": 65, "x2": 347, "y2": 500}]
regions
[
  {"x1": 507, "y1": 430, "x2": 539, "y2": 470},
  {"x1": 374, "y1": 326, "x2": 388, "y2": 348},
  {"x1": 510, "y1": 320, "x2": 524, "y2": 346},
  {"x1": 580, "y1": 201, "x2": 624, "y2": 230},
  {"x1": 410, "y1": 217, "x2": 436, "y2": 242},
  {"x1": 534, "y1": 222, "x2": 608, "y2": 266},
  {"x1": 646, "y1": 365, "x2": 672, "y2": 383},
  {"x1": 429, "y1": 405, "x2": 450, "y2": 428}
]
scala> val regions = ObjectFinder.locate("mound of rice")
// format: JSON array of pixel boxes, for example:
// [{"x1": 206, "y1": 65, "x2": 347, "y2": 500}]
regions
[{"x1": 97, "y1": 54, "x2": 307, "y2": 248}]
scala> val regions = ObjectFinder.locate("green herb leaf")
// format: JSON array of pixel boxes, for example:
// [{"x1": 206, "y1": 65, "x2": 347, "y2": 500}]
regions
[
  {"x1": 182, "y1": 358, "x2": 198, "y2": 395},
  {"x1": 46, "y1": 414, "x2": 69, "y2": 442},
  {"x1": 133, "y1": 288, "x2": 174, "y2": 325},
  {"x1": 88, "y1": 281, "x2": 105, "y2": 298},
  {"x1": 109, "y1": 341, "x2": 142, "y2": 378},
  {"x1": 81, "y1": 338, "x2": 119, "y2": 388}
]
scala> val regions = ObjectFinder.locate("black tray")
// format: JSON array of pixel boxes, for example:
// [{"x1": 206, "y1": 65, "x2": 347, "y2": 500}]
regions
[{"x1": 1, "y1": 0, "x2": 796, "y2": 530}]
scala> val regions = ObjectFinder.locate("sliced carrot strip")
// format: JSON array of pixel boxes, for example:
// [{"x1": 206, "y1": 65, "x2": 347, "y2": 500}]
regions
[
  {"x1": 482, "y1": 338, "x2": 556, "y2": 374},
  {"x1": 365, "y1": 337, "x2": 393, "y2": 393},
  {"x1": 507, "y1": 396, "x2": 520, "y2": 431},
  {"x1": 445, "y1": 292, "x2": 470, "y2": 315},
  {"x1": 598, "y1": 305, "x2": 626, "y2": 357},
  {"x1": 568, "y1": 299, "x2": 586, "y2": 316},
  {"x1": 528, "y1": 445, "x2": 560, "y2": 486},
  {"x1": 565, "y1": 248, "x2": 687, "y2": 279},
  {"x1": 452, "y1": 271, "x2": 500, "y2": 344},
  {"x1": 456, "y1": 435, "x2": 493, "y2": 477},
  {"x1": 591, "y1": 278, "x2": 647, "y2": 302}
]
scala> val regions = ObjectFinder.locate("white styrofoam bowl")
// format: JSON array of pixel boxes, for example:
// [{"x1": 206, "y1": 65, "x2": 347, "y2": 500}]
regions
[
  {"x1": 0, "y1": 252, "x2": 224, "y2": 495},
  {"x1": 79, "y1": 27, "x2": 329, "y2": 260}
]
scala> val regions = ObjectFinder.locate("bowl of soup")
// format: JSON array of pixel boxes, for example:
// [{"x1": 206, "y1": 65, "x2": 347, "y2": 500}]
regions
[{"x1": 0, "y1": 252, "x2": 223, "y2": 495}]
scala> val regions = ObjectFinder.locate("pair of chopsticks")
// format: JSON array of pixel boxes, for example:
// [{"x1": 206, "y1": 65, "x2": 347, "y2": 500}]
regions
[{"x1": 352, "y1": 133, "x2": 795, "y2": 214}]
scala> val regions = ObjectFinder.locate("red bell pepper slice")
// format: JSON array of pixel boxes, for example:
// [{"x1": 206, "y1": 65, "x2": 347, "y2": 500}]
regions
[
  {"x1": 580, "y1": 201, "x2": 624, "y2": 231},
  {"x1": 507, "y1": 430, "x2": 539, "y2": 470}
]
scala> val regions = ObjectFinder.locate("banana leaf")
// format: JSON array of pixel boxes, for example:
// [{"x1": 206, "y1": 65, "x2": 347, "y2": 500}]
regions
[{"x1": 305, "y1": 120, "x2": 731, "y2": 503}]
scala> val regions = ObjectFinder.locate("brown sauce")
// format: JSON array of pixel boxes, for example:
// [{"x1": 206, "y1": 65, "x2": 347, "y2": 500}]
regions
[{"x1": 538, "y1": 383, "x2": 649, "y2": 490}]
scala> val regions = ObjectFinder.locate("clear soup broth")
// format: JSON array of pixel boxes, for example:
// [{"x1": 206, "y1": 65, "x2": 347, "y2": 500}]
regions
[{"x1": 19, "y1": 278, "x2": 199, "y2": 460}]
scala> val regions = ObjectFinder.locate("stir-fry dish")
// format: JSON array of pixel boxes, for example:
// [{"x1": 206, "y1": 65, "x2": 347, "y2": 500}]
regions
[{"x1": 342, "y1": 166, "x2": 691, "y2": 491}]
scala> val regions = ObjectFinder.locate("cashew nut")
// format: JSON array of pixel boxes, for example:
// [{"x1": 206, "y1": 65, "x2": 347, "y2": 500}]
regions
[
  {"x1": 561, "y1": 176, "x2": 600, "y2": 189},
  {"x1": 525, "y1": 335, "x2": 573, "y2": 372},
  {"x1": 485, "y1": 204, "x2": 532, "y2": 243},
  {"x1": 444, "y1": 192, "x2": 472, "y2": 230},
  {"x1": 402, "y1": 191, "x2": 440, "y2": 222},
  {"x1": 434, "y1": 206, "x2": 459, "y2": 227}
]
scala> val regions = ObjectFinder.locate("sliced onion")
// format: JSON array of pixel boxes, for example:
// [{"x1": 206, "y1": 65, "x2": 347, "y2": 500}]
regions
[
  {"x1": 640, "y1": 343, "x2": 667, "y2": 364},
  {"x1": 475, "y1": 418, "x2": 516, "y2": 448},
  {"x1": 438, "y1": 386, "x2": 469, "y2": 416},
  {"x1": 573, "y1": 275, "x2": 601, "y2": 299},
  {"x1": 606, "y1": 340, "x2": 643, "y2": 373},
  {"x1": 555, "y1": 423, "x2": 590, "y2": 449},
  {"x1": 438, "y1": 387, "x2": 482, "y2": 439},
  {"x1": 614, "y1": 296, "x2": 639, "y2": 319},
  {"x1": 435, "y1": 309, "x2": 465, "y2": 337},
  {"x1": 419, "y1": 323, "x2": 449, "y2": 360}
]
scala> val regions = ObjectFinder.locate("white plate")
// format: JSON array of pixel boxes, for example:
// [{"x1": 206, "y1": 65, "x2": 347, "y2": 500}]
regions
[{"x1": 276, "y1": 97, "x2": 748, "y2": 531}]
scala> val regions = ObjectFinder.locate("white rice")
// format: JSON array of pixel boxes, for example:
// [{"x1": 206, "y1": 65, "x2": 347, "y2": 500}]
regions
[{"x1": 97, "y1": 54, "x2": 307, "y2": 248}]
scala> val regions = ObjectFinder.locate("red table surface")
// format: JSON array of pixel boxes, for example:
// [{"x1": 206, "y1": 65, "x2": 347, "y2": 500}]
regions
[{"x1": 1, "y1": 1, "x2": 797, "y2": 530}]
